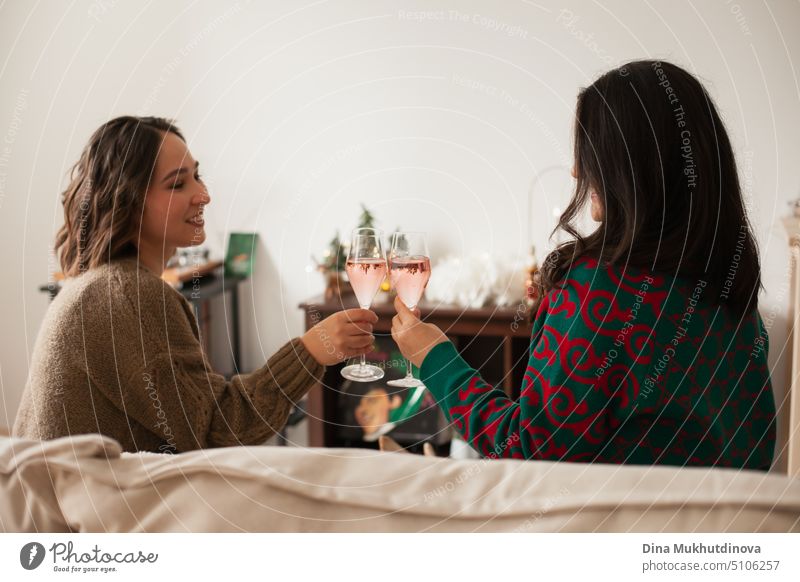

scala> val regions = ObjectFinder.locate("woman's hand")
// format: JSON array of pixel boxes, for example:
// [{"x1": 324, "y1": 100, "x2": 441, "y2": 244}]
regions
[
  {"x1": 391, "y1": 296, "x2": 449, "y2": 368},
  {"x1": 301, "y1": 308, "x2": 378, "y2": 366}
]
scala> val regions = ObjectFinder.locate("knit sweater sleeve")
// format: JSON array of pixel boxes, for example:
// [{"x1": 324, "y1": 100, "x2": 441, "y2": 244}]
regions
[
  {"x1": 84, "y1": 265, "x2": 324, "y2": 452},
  {"x1": 420, "y1": 273, "x2": 625, "y2": 461}
]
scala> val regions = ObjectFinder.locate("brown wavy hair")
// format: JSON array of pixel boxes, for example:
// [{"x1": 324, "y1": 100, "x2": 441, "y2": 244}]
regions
[
  {"x1": 539, "y1": 60, "x2": 761, "y2": 318},
  {"x1": 55, "y1": 116, "x2": 184, "y2": 277}
]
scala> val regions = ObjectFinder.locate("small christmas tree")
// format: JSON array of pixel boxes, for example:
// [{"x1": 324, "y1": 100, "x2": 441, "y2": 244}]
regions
[
  {"x1": 313, "y1": 203, "x2": 383, "y2": 299},
  {"x1": 317, "y1": 230, "x2": 347, "y2": 272},
  {"x1": 314, "y1": 203, "x2": 378, "y2": 273},
  {"x1": 358, "y1": 203, "x2": 376, "y2": 229}
]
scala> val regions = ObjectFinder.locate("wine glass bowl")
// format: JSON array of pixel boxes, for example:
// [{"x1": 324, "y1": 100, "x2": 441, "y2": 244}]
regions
[
  {"x1": 389, "y1": 255, "x2": 431, "y2": 309},
  {"x1": 346, "y1": 257, "x2": 387, "y2": 308}
]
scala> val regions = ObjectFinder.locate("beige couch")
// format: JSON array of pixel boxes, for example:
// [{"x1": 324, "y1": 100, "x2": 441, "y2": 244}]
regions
[{"x1": 2, "y1": 433, "x2": 799, "y2": 532}]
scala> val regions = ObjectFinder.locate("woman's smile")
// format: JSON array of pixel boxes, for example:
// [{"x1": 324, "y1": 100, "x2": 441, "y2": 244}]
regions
[{"x1": 186, "y1": 212, "x2": 205, "y2": 227}]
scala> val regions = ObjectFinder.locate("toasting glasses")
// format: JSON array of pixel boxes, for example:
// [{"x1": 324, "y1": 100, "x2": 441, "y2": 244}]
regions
[
  {"x1": 340, "y1": 228, "x2": 387, "y2": 382},
  {"x1": 387, "y1": 231, "x2": 431, "y2": 388}
]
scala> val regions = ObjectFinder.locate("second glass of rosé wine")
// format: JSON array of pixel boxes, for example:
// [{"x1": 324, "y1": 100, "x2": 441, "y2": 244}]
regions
[{"x1": 387, "y1": 231, "x2": 431, "y2": 388}]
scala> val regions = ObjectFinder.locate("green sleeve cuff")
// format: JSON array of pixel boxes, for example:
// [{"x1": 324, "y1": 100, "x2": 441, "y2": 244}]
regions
[{"x1": 420, "y1": 341, "x2": 475, "y2": 403}]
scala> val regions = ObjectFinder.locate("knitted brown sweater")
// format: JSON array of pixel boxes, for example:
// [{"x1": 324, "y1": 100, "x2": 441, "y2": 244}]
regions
[{"x1": 13, "y1": 258, "x2": 324, "y2": 453}]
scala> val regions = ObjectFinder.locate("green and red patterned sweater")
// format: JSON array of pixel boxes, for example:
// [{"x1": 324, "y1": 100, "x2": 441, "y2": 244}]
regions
[{"x1": 420, "y1": 257, "x2": 776, "y2": 469}]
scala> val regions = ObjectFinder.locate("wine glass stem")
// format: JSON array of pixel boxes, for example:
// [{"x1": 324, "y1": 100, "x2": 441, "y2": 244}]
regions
[
  {"x1": 405, "y1": 302, "x2": 417, "y2": 379},
  {"x1": 359, "y1": 302, "x2": 370, "y2": 371}
]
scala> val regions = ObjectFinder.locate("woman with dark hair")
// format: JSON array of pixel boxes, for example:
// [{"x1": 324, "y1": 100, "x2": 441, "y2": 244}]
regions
[
  {"x1": 392, "y1": 61, "x2": 776, "y2": 469},
  {"x1": 14, "y1": 116, "x2": 377, "y2": 453}
]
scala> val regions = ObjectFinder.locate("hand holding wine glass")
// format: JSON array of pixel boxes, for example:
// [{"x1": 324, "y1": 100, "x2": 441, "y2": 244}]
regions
[
  {"x1": 341, "y1": 228, "x2": 388, "y2": 382},
  {"x1": 301, "y1": 308, "x2": 377, "y2": 366},
  {"x1": 391, "y1": 296, "x2": 448, "y2": 368}
]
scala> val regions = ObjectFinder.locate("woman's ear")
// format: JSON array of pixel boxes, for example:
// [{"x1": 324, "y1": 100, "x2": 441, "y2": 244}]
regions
[{"x1": 590, "y1": 191, "x2": 604, "y2": 222}]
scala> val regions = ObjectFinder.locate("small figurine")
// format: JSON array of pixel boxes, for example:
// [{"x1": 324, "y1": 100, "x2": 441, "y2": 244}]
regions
[{"x1": 354, "y1": 385, "x2": 431, "y2": 442}]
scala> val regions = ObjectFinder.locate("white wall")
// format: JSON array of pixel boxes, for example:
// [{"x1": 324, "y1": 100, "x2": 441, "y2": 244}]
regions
[{"x1": 1, "y1": 0, "x2": 798, "y2": 468}]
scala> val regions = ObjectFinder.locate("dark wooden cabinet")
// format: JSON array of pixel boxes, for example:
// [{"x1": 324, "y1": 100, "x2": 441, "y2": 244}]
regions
[{"x1": 299, "y1": 293, "x2": 533, "y2": 447}]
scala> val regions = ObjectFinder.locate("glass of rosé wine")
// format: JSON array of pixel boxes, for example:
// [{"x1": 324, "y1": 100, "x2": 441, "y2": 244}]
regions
[
  {"x1": 387, "y1": 231, "x2": 431, "y2": 388},
  {"x1": 341, "y1": 228, "x2": 388, "y2": 382}
]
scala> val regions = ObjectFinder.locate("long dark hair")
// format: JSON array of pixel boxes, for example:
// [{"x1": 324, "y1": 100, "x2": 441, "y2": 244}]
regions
[
  {"x1": 540, "y1": 60, "x2": 761, "y2": 318},
  {"x1": 55, "y1": 116, "x2": 184, "y2": 277}
]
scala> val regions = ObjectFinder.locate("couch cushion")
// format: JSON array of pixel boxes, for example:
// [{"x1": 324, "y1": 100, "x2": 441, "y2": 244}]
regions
[
  {"x1": 2, "y1": 434, "x2": 799, "y2": 532},
  {"x1": 0, "y1": 434, "x2": 122, "y2": 532}
]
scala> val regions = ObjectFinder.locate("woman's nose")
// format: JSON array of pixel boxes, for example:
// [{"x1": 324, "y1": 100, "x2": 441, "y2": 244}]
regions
[{"x1": 194, "y1": 191, "x2": 211, "y2": 206}]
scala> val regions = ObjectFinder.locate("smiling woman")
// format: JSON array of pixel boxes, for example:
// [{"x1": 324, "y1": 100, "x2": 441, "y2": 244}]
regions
[{"x1": 13, "y1": 116, "x2": 378, "y2": 453}]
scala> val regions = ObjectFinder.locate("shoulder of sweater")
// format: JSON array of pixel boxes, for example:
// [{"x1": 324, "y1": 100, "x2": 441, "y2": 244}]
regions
[
  {"x1": 58, "y1": 259, "x2": 184, "y2": 312},
  {"x1": 561, "y1": 256, "x2": 610, "y2": 285},
  {"x1": 563, "y1": 256, "x2": 668, "y2": 289}
]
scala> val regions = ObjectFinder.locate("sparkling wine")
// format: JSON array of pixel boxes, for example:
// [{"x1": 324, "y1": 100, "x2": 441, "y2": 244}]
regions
[
  {"x1": 390, "y1": 256, "x2": 431, "y2": 308},
  {"x1": 346, "y1": 258, "x2": 387, "y2": 307}
]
